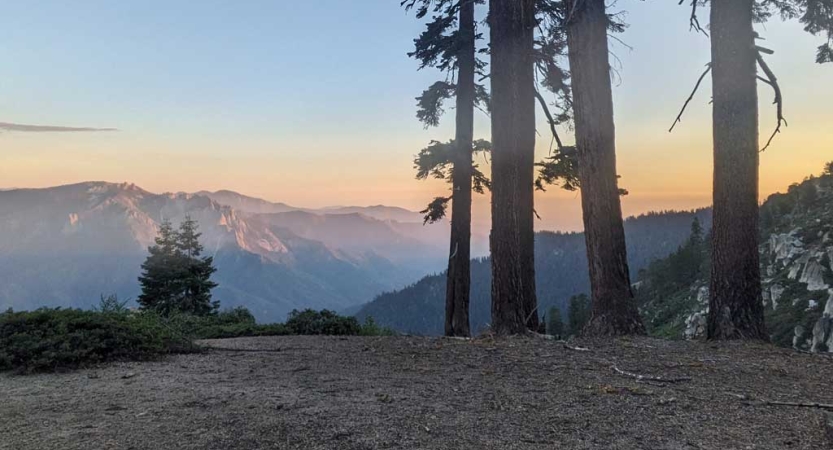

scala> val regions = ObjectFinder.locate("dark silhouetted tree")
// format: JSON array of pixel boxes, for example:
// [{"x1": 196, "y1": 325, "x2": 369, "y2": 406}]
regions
[
  {"x1": 138, "y1": 217, "x2": 218, "y2": 316},
  {"x1": 177, "y1": 216, "x2": 219, "y2": 316},
  {"x1": 567, "y1": 294, "x2": 591, "y2": 336},
  {"x1": 668, "y1": 1, "x2": 832, "y2": 340},
  {"x1": 138, "y1": 219, "x2": 182, "y2": 315},
  {"x1": 489, "y1": 0, "x2": 539, "y2": 335},
  {"x1": 559, "y1": 0, "x2": 646, "y2": 336},
  {"x1": 403, "y1": 0, "x2": 489, "y2": 337},
  {"x1": 707, "y1": 0, "x2": 769, "y2": 340},
  {"x1": 546, "y1": 306, "x2": 565, "y2": 337}
]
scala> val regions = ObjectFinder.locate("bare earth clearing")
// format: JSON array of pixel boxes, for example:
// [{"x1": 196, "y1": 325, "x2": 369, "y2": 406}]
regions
[{"x1": 2, "y1": 335, "x2": 833, "y2": 449}]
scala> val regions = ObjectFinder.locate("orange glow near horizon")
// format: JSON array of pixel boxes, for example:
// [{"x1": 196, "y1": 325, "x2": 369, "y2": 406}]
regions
[
  {"x1": 1, "y1": 122, "x2": 829, "y2": 234},
  {"x1": 2, "y1": 0, "x2": 831, "y2": 233}
]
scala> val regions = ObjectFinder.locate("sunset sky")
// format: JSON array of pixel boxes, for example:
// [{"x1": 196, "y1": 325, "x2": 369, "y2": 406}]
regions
[{"x1": 1, "y1": 1, "x2": 830, "y2": 231}]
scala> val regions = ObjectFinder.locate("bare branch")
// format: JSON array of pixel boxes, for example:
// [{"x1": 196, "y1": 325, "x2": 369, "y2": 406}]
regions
[
  {"x1": 755, "y1": 45, "x2": 775, "y2": 55},
  {"x1": 669, "y1": 63, "x2": 712, "y2": 133},
  {"x1": 756, "y1": 51, "x2": 787, "y2": 152},
  {"x1": 756, "y1": 75, "x2": 773, "y2": 86},
  {"x1": 534, "y1": 89, "x2": 564, "y2": 150},
  {"x1": 679, "y1": 0, "x2": 708, "y2": 36}
]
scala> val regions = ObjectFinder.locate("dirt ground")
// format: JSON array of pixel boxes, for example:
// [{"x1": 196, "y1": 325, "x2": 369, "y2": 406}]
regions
[{"x1": 2, "y1": 335, "x2": 833, "y2": 450}]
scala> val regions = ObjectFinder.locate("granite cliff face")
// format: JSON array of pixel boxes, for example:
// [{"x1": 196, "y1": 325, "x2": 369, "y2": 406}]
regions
[
  {"x1": 637, "y1": 167, "x2": 833, "y2": 349},
  {"x1": 0, "y1": 182, "x2": 444, "y2": 322}
]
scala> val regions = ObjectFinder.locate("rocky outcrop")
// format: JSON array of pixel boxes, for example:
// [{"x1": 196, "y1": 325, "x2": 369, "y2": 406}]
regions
[
  {"x1": 800, "y1": 261, "x2": 829, "y2": 291},
  {"x1": 769, "y1": 231, "x2": 804, "y2": 263},
  {"x1": 769, "y1": 285, "x2": 785, "y2": 310}
]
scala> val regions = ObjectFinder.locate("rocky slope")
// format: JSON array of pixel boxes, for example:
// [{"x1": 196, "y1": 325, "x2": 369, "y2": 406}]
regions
[{"x1": 637, "y1": 166, "x2": 833, "y2": 350}]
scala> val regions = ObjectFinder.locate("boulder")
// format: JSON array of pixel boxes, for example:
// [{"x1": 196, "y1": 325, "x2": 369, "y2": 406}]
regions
[{"x1": 800, "y1": 261, "x2": 829, "y2": 291}]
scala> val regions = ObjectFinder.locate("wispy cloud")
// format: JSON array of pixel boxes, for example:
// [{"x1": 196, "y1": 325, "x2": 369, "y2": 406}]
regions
[{"x1": 0, "y1": 122, "x2": 117, "y2": 133}]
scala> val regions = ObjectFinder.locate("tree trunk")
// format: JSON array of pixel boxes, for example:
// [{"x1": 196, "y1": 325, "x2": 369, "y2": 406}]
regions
[
  {"x1": 707, "y1": 0, "x2": 768, "y2": 340},
  {"x1": 488, "y1": 0, "x2": 538, "y2": 335},
  {"x1": 444, "y1": 0, "x2": 476, "y2": 337},
  {"x1": 566, "y1": 0, "x2": 645, "y2": 336}
]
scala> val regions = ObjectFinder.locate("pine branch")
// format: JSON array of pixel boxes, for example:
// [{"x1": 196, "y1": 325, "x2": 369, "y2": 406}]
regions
[{"x1": 669, "y1": 63, "x2": 712, "y2": 133}]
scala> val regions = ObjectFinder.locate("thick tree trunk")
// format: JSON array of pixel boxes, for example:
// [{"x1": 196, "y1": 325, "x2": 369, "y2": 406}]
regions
[
  {"x1": 444, "y1": 0, "x2": 476, "y2": 337},
  {"x1": 488, "y1": 0, "x2": 538, "y2": 335},
  {"x1": 566, "y1": 0, "x2": 645, "y2": 336},
  {"x1": 707, "y1": 0, "x2": 768, "y2": 340}
]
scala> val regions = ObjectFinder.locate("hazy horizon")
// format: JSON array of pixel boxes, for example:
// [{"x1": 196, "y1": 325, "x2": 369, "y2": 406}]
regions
[{"x1": 2, "y1": 0, "x2": 830, "y2": 231}]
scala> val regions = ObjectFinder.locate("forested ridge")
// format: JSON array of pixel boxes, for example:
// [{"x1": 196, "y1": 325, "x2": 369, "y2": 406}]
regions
[
  {"x1": 637, "y1": 165, "x2": 833, "y2": 348},
  {"x1": 358, "y1": 208, "x2": 712, "y2": 335}
]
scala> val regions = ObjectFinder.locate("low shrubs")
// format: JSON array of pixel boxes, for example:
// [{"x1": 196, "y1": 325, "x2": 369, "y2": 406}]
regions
[
  {"x1": 0, "y1": 308, "x2": 195, "y2": 374},
  {"x1": 161, "y1": 307, "x2": 289, "y2": 340},
  {"x1": 286, "y1": 309, "x2": 363, "y2": 335},
  {"x1": 0, "y1": 304, "x2": 392, "y2": 374}
]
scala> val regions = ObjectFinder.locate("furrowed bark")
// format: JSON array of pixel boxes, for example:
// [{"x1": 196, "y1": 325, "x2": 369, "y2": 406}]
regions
[
  {"x1": 707, "y1": 0, "x2": 768, "y2": 340},
  {"x1": 566, "y1": 0, "x2": 645, "y2": 336},
  {"x1": 445, "y1": 0, "x2": 476, "y2": 337},
  {"x1": 488, "y1": 0, "x2": 539, "y2": 335}
]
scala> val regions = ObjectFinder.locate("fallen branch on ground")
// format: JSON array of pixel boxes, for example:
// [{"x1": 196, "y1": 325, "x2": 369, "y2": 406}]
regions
[
  {"x1": 727, "y1": 392, "x2": 833, "y2": 410},
  {"x1": 764, "y1": 400, "x2": 833, "y2": 410},
  {"x1": 526, "y1": 331, "x2": 592, "y2": 352},
  {"x1": 205, "y1": 346, "x2": 283, "y2": 353},
  {"x1": 612, "y1": 366, "x2": 692, "y2": 383}
]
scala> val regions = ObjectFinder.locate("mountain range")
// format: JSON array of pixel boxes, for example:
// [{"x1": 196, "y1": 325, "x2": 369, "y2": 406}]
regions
[{"x1": 0, "y1": 182, "x2": 451, "y2": 322}]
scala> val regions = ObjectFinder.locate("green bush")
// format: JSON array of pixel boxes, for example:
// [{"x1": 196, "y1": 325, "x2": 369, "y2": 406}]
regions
[
  {"x1": 153, "y1": 307, "x2": 288, "y2": 340},
  {"x1": 359, "y1": 316, "x2": 396, "y2": 336},
  {"x1": 194, "y1": 310, "x2": 393, "y2": 338},
  {"x1": 191, "y1": 322, "x2": 290, "y2": 340},
  {"x1": 216, "y1": 306, "x2": 256, "y2": 325},
  {"x1": 286, "y1": 309, "x2": 363, "y2": 335},
  {"x1": 0, "y1": 305, "x2": 393, "y2": 374},
  {"x1": 0, "y1": 308, "x2": 196, "y2": 374}
]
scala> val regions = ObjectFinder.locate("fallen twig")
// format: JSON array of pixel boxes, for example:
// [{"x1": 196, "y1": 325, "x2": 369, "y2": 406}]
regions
[
  {"x1": 763, "y1": 400, "x2": 833, "y2": 410},
  {"x1": 559, "y1": 341, "x2": 591, "y2": 352},
  {"x1": 612, "y1": 366, "x2": 692, "y2": 383},
  {"x1": 727, "y1": 392, "x2": 833, "y2": 410},
  {"x1": 205, "y1": 346, "x2": 283, "y2": 353},
  {"x1": 526, "y1": 331, "x2": 591, "y2": 352}
]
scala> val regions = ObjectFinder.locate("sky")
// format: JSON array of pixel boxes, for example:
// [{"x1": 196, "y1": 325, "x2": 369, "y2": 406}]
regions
[{"x1": 0, "y1": 0, "x2": 830, "y2": 232}]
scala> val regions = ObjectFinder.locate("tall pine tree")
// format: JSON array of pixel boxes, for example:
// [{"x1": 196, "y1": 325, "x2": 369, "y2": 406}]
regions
[
  {"x1": 564, "y1": 0, "x2": 645, "y2": 336},
  {"x1": 403, "y1": 0, "x2": 489, "y2": 336},
  {"x1": 138, "y1": 217, "x2": 218, "y2": 316},
  {"x1": 671, "y1": 0, "x2": 832, "y2": 339},
  {"x1": 489, "y1": 0, "x2": 539, "y2": 335},
  {"x1": 138, "y1": 219, "x2": 183, "y2": 315},
  {"x1": 177, "y1": 216, "x2": 219, "y2": 316}
]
